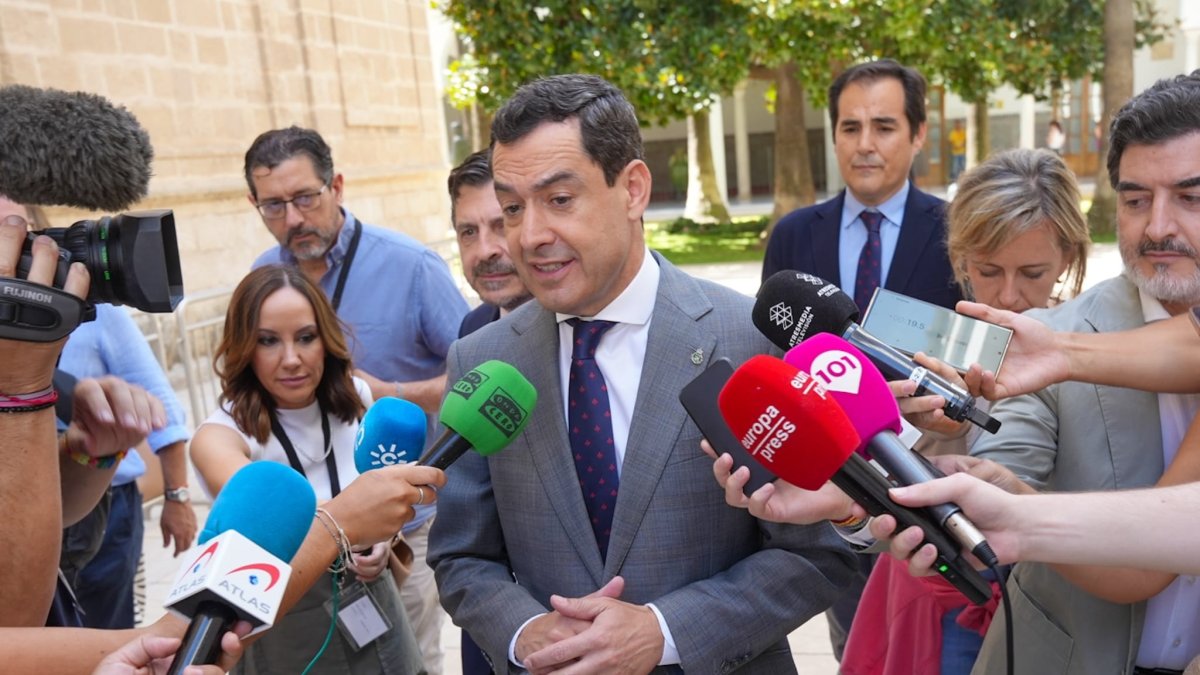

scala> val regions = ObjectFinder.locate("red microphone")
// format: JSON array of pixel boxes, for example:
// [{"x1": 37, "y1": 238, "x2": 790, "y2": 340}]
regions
[
  {"x1": 718, "y1": 354, "x2": 993, "y2": 605},
  {"x1": 784, "y1": 334, "x2": 999, "y2": 567}
]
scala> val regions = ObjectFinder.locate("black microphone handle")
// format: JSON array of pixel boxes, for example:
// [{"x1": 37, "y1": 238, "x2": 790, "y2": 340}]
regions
[
  {"x1": 833, "y1": 454, "x2": 993, "y2": 606},
  {"x1": 842, "y1": 323, "x2": 1001, "y2": 434},
  {"x1": 415, "y1": 430, "x2": 474, "y2": 470},
  {"x1": 865, "y1": 432, "x2": 962, "y2": 526},
  {"x1": 165, "y1": 601, "x2": 238, "y2": 675}
]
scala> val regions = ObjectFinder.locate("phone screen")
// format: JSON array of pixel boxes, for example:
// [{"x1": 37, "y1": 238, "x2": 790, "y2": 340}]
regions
[{"x1": 861, "y1": 288, "x2": 1012, "y2": 374}]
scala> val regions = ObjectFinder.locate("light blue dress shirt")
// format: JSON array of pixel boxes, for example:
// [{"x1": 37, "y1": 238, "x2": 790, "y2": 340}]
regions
[{"x1": 58, "y1": 304, "x2": 190, "y2": 487}]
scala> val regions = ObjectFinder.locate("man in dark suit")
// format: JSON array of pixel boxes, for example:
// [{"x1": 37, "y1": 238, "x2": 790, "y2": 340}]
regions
[
  {"x1": 762, "y1": 59, "x2": 961, "y2": 312},
  {"x1": 762, "y1": 59, "x2": 962, "y2": 659},
  {"x1": 450, "y1": 148, "x2": 532, "y2": 340},
  {"x1": 428, "y1": 74, "x2": 856, "y2": 674}
]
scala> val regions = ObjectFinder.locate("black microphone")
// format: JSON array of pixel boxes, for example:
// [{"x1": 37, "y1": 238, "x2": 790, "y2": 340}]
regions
[
  {"x1": 753, "y1": 271, "x2": 1000, "y2": 434},
  {"x1": 0, "y1": 84, "x2": 153, "y2": 211},
  {"x1": 417, "y1": 360, "x2": 538, "y2": 469}
]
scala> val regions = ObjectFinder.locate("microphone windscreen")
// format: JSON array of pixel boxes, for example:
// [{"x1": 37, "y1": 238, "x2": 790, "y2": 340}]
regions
[
  {"x1": 717, "y1": 355, "x2": 860, "y2": 489},
  {"x1": 783, "y1": 333, "x2": 902, "y2": 444},
  {"x1": 753, "y1": 271, "x2": 860, "y2": 349},
  {"x1": 0, "y1": 84, "x2": 153, "y2": 212},
  {"x1": 198, "y1": 462, "x2": 316, "y2": 563},
  {"x1": 354, "y1": 397, "x2": 428, "y2": 474},
  {"x1": 440, "y1": 360, "x2": 538, "y2": 455}
]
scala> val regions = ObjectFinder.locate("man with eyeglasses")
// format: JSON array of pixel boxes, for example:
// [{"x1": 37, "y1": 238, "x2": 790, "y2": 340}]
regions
[{"x1": 244, "y1": 126, "x2": 467, "y2": 675}]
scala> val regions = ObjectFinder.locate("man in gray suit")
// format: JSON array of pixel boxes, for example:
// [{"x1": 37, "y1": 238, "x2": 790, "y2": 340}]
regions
[
  {"x1": 427, "y1": 74, "x2": 856, "y2": 674},
  {"x1": 967, "y1": 72, "x2": 1200, "y2": 674}
]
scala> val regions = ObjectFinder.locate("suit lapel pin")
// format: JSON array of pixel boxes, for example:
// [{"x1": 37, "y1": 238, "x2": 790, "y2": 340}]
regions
[{"x1": 690, "y1": 348, "x2": 704, "y2": 365}]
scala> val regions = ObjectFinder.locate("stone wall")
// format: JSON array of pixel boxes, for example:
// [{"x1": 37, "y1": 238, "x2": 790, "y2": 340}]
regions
[{"x1": 0, "y1": 0, "x2": 452, "y2": 295}]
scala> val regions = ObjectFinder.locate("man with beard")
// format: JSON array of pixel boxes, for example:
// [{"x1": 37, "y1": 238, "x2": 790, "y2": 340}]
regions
[
  {"x1": 450, "y1": 148, "x2": 533, "y2": 337},
  {"x1": 446, "y1": 148, "x2": 532, "y2": 675},
  {"x1": 245, "y1": 126, "x2": 467, "y2": 675},
  {"x1": 963, "y1": 72, "x2": 1200, "y2": 674}
]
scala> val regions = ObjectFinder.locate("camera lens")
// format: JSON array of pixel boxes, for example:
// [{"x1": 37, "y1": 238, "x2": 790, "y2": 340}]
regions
[{"x1": 27, "y1": 209, "x2": 184, "y2": 313}]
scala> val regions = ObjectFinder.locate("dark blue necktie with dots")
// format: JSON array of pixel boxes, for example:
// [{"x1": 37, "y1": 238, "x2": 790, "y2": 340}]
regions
[
  {"x1": 854, "y1": 210, "x2": 884, "y2": 313},
  {"x1": 566, "y1": 318, "x2": 619, "y2": 560}
]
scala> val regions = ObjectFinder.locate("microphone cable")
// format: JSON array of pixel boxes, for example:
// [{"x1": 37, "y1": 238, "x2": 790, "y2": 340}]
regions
[
  {"x1": 987, "y1": 562, "x2": 1014, "y2": 675},
  {"x1": 301, "y1": 571, "x2": 341, "y2": 675}
]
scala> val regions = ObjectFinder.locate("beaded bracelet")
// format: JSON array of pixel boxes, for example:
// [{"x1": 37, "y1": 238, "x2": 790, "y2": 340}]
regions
[
  {"x1": 0, "y1": 386, "x2": 58, "y2": 413},
  {"x1": 60, "y1": 438, "x2": 127, "y2": 469}
]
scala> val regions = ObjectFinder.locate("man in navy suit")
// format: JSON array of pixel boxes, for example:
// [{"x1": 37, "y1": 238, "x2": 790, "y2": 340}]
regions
[
  {"x1": 762, "y1": 59, "x2": 961, "y2": 311},
  {"x1": 450, "y1": 147, "x2": 533, "y2": 341},
  {"x1": 763, "y1": 59, "x2": 962, "y2": 660}
]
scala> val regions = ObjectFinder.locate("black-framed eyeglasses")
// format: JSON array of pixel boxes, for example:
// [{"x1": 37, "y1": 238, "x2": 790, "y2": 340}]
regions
[{"x1": 256, "y1": 185, "x2": 328, "y2": 220}]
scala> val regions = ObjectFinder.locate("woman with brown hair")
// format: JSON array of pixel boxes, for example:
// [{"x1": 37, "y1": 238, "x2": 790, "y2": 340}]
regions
[{"x1": 190, "y1": 264, "x2": 423, "y2": 674}]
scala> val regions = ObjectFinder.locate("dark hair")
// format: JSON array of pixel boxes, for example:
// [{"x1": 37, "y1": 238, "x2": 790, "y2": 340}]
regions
[
  {"x1": 828, "y1": 59, "x2": 927, "y2": 140},
  {"x1": 448, "y1": 148, "x2": 492, "y2": 222},
  {"x1": 215, "y1": 265, "x2": 364, "y2": 444},
  {"x1": 490, "y1": 74, "x2": 643, "y2": 186},
  {"x1": 243, "y1": 126, "x2": 335, "y2": 199},
  {"x1": 1107, "y1": 70, "x2": 1200, "y2": 188}
]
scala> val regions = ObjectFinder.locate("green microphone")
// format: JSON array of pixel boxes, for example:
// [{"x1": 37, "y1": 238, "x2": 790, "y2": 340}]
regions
[{"x1": 418, "y1": 360, "x2": 538, "y2": 469}]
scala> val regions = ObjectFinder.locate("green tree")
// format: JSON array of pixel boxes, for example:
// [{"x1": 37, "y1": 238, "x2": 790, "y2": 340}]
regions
[
  {"x1": 440, "y1": 1, "x2": 753, "y2": 223},
  {"x1": 1088, "y1": 0, "x2": 1135, "y2": 237}
]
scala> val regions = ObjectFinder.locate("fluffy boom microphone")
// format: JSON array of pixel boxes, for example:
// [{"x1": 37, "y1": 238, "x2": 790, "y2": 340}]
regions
[
  {"x1": 717, "y1": 355, "x2": 993, "y2": 605},
  {"x1": 0, "y1": 84, "x2": 153, "y2": 211}
]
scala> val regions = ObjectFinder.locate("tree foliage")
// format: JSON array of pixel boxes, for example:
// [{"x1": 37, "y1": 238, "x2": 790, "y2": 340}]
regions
[{"x1": 441, "y1": 2, "x2": 753, "y2": 126}]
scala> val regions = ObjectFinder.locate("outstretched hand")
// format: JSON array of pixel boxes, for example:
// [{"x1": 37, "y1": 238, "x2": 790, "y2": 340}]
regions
[{"x1": 956, "y1": 301, "x2": 1066, "y2": 400}]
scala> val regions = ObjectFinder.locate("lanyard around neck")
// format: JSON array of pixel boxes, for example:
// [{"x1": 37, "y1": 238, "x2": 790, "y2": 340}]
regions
[
  {"x1": 331, "y1": 220, "x2": 362, "y2": 313},
  {"x1": 269, "y1": 404, "x2": 340, "y2": 497}
]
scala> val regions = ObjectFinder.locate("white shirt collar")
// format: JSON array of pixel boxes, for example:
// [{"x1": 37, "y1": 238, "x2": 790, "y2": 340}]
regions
[
  {"x1": 842, "y1": 181, "x2": 911, "y2": 230},
  {"x1": 1138, "y1": 286, "x2": 1172, "y2": 324},
  {"x1": 555, "y1": 247, "x2": 659, "y2": 327}
]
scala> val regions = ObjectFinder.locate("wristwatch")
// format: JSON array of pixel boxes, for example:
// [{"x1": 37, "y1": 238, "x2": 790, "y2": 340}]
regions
[{"x1": 164, "y1": 486, "x2": 191, "y2": 503}]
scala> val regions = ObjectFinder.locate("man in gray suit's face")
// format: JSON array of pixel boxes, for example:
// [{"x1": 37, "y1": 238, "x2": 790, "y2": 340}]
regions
[{"x1": 490, "y1": 102, "x2": 652, "y2": 319}]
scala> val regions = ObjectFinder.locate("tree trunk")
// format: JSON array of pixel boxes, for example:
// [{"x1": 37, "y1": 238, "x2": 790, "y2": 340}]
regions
[
  {"x1": 972, "y1": 97, "x2": 990, "y2": 163},
  {"x1": 763, "y1": 61, "x2": 815, "y2": 242},
  {"x1": 1088, "y1": 0, "x2": 1134, "y2": 237},
  {"x1": 684, "y1": 109, "x2": 732, "y2": 224}
]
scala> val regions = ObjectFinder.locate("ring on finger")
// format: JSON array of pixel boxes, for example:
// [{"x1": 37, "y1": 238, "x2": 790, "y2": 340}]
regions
[{"x1": 415, "y1": 486, "x2": 426, "y2": 506}]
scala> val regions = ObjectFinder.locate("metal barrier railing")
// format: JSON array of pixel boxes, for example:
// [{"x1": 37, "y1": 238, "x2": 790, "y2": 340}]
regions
[{"x1": 130, "y1": 286, "x2": 233, "y2": 429}]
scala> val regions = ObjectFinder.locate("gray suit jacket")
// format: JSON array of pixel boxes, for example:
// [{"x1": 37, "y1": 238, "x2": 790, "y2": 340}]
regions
[
  {"x1": 428, "y1": 255, "x2": 857, "y2": 674},
  {"x1": 969, "y1": 275, "x2": 1163, "y2": 675}
]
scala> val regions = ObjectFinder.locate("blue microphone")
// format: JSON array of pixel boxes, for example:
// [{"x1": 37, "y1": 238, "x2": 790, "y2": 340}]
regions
[
  {"x1": 165, "y1": 462, "x2": 316, "y2": 674},
  {"x1": 354, "y1": 397, "x2": 428, "y2": 474}
]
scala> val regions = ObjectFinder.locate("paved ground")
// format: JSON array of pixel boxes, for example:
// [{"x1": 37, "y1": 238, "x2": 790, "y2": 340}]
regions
[{"x1": 139, "y1": 225, "x2": 1124, "y2": 673}]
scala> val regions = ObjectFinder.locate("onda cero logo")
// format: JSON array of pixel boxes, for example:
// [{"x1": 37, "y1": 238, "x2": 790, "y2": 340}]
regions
[
  {"x1": 450, "y1": 369, "x2": 489, "y2": 400},
  {"x1": 479, "y1": 387, "x2": 526, "y2": 437}
]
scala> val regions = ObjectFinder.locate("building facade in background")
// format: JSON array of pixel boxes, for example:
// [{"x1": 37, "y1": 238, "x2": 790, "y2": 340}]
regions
[{"x1": 0, "y1": 0, "x2": 452, "y2": 295}]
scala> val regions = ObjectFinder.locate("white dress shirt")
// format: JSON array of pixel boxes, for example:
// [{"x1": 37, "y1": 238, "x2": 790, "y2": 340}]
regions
[{"x1": 1136, "y1": 290, "x2": 1200, "y2": 670}]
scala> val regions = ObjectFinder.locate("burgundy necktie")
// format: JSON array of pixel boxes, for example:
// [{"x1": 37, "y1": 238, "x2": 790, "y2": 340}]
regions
[
  {"x1": 854, "y1": 210, "x2": 884, "y2": 313},
  {"x1": 567, "y1": 318, "x2": 620, "y2": 559}
]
